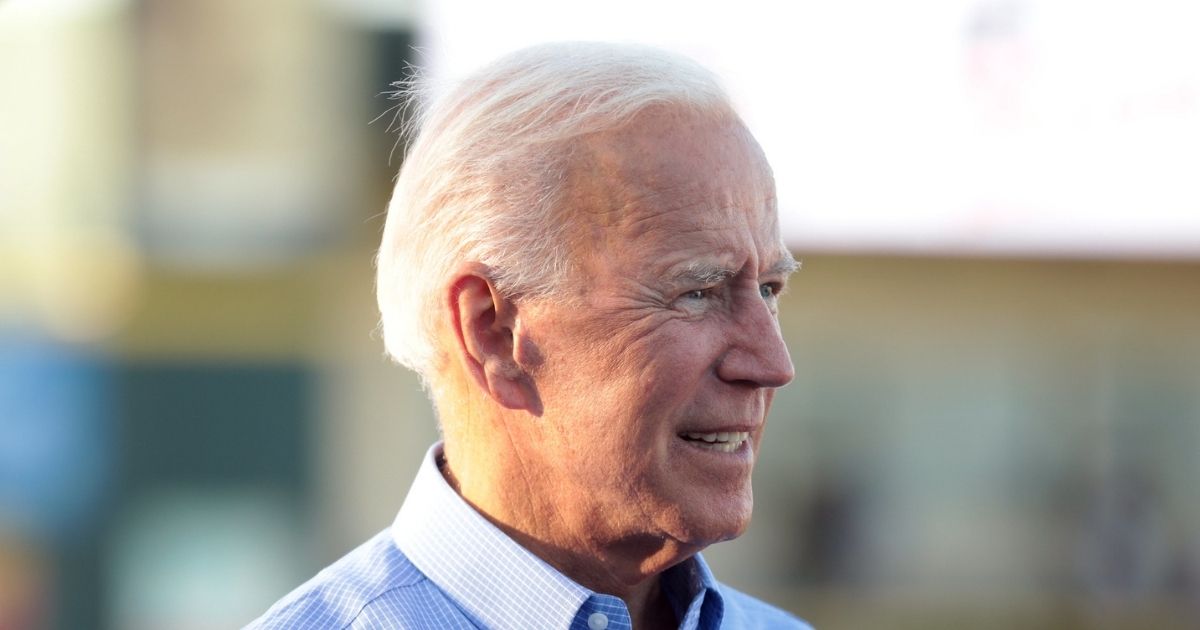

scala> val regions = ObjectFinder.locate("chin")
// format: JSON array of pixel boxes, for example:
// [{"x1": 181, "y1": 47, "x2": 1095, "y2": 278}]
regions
[
  {"x1": 665, "y1": 489, "x2": 754, "y2": 548},
  {"x1": 711, "y1": 506, "x2": 753, "y2": 543}
]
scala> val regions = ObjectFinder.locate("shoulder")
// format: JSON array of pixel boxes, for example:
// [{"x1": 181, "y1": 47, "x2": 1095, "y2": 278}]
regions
[
  {"x1": 718, "y1": 582, "x2": 814, "y2": 630},
  {"x1": 243, "y1": 529, "x2": 462, "y2": 629}
]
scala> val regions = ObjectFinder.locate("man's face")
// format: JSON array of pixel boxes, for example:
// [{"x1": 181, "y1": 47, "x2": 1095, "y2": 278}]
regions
[{"x1": 511, "y1": 108, "x2": 796, "y2": 554}]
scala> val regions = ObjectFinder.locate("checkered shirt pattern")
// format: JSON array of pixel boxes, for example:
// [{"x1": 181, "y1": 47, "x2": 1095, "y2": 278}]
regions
[{"x1": 245, "y1": 443, "x2": 811, "y2": 629}]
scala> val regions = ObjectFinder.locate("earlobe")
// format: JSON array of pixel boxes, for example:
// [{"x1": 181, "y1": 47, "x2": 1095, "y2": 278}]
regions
[{"x1": 448, "y1": 266, "x2": 540, "y2": 413}]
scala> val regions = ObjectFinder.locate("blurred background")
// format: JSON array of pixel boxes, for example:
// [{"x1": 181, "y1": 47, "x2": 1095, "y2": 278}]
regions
[{"x1": 1, "y1": 0, "x2": 1198, "y2": 628}]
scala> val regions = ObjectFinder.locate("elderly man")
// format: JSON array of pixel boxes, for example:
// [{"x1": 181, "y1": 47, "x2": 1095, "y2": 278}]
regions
[{"x1": 249, "y1": 42, "x2": 808, "y2": 629}]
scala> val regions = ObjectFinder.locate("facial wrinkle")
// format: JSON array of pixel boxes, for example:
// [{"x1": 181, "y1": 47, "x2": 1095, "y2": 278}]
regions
[{"x1": 501, "y1": 410, "x2": 577, "y2": 575}]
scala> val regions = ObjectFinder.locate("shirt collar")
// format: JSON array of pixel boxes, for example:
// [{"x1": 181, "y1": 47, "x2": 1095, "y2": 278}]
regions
[
  {"x1": 392, "y1": 443, "x2": 724, "y2": 630},
  {"x1": 662, "y1": 553, "x2": 725, "y2": 630}
]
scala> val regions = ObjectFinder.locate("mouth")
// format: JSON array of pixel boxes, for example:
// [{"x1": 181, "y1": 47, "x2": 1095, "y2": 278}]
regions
[{"x1": 678, "y1": 430, "x2": 751, "y2": 453}]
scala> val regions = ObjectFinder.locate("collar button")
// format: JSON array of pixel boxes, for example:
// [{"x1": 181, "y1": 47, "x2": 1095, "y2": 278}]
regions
[{"x1": 587, "y1": 612, "x2": 609, "y2": 630}]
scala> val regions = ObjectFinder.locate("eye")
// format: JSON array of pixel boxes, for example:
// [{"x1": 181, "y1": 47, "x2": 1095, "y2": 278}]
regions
[
  {"x1": 683, "y1": 288, "x2": 712, "y2": 300},
  {"x1": 759, "y1": 282, "x2": 782, "y2": 300}
]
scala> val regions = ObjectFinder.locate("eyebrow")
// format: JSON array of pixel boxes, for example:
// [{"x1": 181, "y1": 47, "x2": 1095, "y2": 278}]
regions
[
  {"x1": 672, "y1": 263, "x2": 736, "y2": 287},
  {"x1": 767, "y1": 252, "x2": 802, "y2": 277},
  {"x1": 669, "y1": 252, "x2": 801, "y2": 287}
]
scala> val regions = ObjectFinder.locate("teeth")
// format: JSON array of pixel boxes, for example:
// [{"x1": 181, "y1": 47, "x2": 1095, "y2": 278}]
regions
[{"x1": 682, "y1": 431, "x2": 749, "y2": 451}]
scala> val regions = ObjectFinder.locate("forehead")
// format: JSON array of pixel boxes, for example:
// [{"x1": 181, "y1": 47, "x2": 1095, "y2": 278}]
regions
[{"x1": 563, "y1": 109, "x2": 781, "y2": 269}]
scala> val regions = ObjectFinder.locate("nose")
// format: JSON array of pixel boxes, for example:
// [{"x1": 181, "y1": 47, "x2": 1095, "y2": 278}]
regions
[{"x1": 716, "y1": 293, "x2": 795, "y2": 389}]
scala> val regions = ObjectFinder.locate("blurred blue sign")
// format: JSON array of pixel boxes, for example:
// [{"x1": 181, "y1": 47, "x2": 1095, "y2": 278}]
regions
[{"x1": 0, "y1": 333, "x2": 111, "y2": 541}]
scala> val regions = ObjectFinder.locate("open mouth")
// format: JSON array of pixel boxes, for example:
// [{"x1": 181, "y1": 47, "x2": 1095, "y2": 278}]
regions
[{"x1": 679, "y1": 431, "x2": 750, "y2": 453}]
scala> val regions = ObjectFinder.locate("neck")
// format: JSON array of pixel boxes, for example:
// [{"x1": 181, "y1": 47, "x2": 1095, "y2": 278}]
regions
[
  {"x1": 440, "y1": 433, "x2": 687, "y2": 628},
  {"x1": 622, "y1": 578, "x2": 678, "y2": 629}
]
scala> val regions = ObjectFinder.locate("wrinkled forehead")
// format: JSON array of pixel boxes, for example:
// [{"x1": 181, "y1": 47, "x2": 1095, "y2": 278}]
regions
[{"x1": 558, "y1": 108, "x2": 780, "y2": 255}]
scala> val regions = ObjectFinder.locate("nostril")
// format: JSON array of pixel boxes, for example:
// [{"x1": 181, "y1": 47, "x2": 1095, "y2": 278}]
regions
[{"x1": 716, "y1": 350, "x2": 793, "y2": 389}]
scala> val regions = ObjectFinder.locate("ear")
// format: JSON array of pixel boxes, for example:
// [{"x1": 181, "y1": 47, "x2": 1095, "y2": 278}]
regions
[{"x1": 447, "y1": 264, "x2": 539, "y2": 413}]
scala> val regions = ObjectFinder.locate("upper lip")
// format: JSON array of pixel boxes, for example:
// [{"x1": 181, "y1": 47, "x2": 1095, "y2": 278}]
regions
[{"x1": 677, "y1": 423, "x2": 760, "y2": 436}]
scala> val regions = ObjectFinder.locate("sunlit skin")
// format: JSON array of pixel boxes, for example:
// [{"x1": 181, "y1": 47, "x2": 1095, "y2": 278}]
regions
[{"x1": 435, "y1": 107, "x2": 796, "y2": 629}]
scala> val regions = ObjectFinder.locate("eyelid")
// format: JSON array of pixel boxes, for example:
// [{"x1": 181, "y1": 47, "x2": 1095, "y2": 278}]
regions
[
  {"x1": 682, "y1": 286, "x2": 717, "y2": 300},
  {"x1": 672, "y1": 266, "x2": 791, "y2": 303}
]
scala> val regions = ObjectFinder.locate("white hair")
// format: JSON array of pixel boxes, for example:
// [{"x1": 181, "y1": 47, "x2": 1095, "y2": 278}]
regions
[{"x1": 376, "y1": 41, "x2": 739, "y2": 383}]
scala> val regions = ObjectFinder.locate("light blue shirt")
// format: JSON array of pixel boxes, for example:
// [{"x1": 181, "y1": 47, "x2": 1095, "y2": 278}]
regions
[{"x1": 246, "y1": 443, "x2": 811, "y2": 629}]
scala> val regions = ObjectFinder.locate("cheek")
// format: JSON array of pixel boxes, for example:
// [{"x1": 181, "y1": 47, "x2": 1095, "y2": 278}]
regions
[
  {"x1": 640, "y1": 322, "x2": 725, "y2": 377},
  {"x1": 622, "y1": 327, "x2": 725, "y2": 421},
  {"x1": 535, "y1": 314, "x2": 725, "y2": 428}
]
